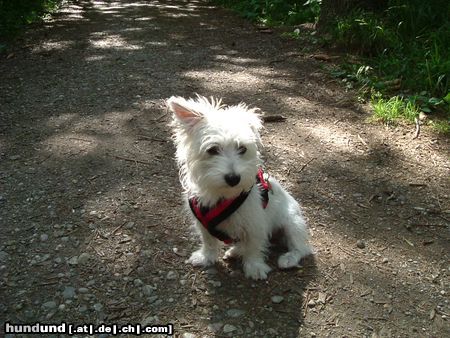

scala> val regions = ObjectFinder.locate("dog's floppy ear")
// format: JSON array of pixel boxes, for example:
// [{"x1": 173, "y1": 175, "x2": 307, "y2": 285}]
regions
[{"x1": 167, "y1": 96, "x2": 202, "y2": 127}]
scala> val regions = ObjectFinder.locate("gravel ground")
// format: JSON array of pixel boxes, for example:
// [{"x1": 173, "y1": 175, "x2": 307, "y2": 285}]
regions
[{"x1": 0, "y1": 0, "x2": 449, "y2": 337}]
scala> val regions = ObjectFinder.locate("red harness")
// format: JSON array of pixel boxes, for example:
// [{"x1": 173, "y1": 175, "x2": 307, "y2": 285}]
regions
[{"x1": 188, "y1": 168, "x2": 271, "y2": 244}]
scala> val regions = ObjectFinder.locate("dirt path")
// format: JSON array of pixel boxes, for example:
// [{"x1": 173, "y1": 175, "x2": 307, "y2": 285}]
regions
[{"x1": 1, "y1": 0, "x2": 449, "y2": 337}]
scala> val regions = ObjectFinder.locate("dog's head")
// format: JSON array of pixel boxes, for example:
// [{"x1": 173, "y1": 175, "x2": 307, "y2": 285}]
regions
[{"x1": 168, "y1": 95, "x2": 263, "y2": 205}]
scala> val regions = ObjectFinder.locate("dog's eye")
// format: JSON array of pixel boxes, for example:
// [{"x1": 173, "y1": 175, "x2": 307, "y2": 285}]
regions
[
  {"x1": 207, "y1": 146, "x2": 220, "y2": 155},
  {"x1": 238, "y1": 146, "x2": 247, "y2": 155}
]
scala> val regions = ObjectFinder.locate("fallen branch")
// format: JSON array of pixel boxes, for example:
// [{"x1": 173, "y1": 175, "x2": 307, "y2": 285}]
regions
[
  {"x1": 262, "y1": 114, "x2": 286, "y2": 122},
  {"x1": 413, "y1": 117, "x2": 420, "y2": 139},
  {"x1": 138, "y1": 135, "x2": 167, "y2": 143},
  {"x1": 113, "y1": 155, "x2": 152, "y2": 166},
  {"x1": 299, "y1": 158, "x2": 316, "y2": 173}
]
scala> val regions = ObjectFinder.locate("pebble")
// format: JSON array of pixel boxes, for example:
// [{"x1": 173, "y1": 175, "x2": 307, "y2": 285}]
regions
[
  {"x1": 208, "y1": 322, "x2": 223, "y2": 333},
  {"x1": 166, "y1": 270, "x2": 177, "y2": 280},
  {"x1": 133, "y1": 278, "x2": 143, "y2": 287},
  {"x1": 307, "y1": 299, "x2": 316, "y2": 307},
  {"x1": 267, "y1": 328, "x2": 277, "y2": 335},
  {"x1": 93, "y1": 303, "x2": 103, "y2": 312},
  {"x1": 125, "y1": 221, "x2": 135, "y2": 229},
  {"x1": 42, "y1": 301, "x2": 57, "y2": 310},
  {"x1": 382, "y1": 257, "x2": 389, "y2": 263},
  {"x1": 271, "y1": 295, "x2": 284, "y2": 304},
  {"x1": 227, "y1": 308, "x2": 245, "y2": 318},
  {"x1": 68, "y1": 256, "x2": 78, "y2": 265},
  {"x1": 0, "y1": 251, "x2": 10, "y2": 263},
  {"x1": 142, "y1": 315, "x2": 159, "y2": 326},
  {"x1": 356, "y1": 240, "x2": 366, "y2": 249},
  {"x1": 62, "y1": 286, "x2": 76, "y2": 299},
  {"x1": 181, "y1": 333, "x2": 196, "y2": 338},
  {"x1": 205, "y1": 268, "x2": 218, "y2": 275},
  {"x1": 77, "y1": 253, "x2": 91, "y2": 265},
  {"x1": 142, "y1": 284, "x2": 153, "y2": 296},
  {"x1": 148, "y1": 296, "x2": 159, "y2": 304},
  {"x1": 223, "y1": 324, "x2": 237, "y2": 334},
  {"x1": 40, "y1": 234, "x2": 49, "y2": 242},
  {"x1": 78, "y1": 287, "x2": 89, "y2": 294}
]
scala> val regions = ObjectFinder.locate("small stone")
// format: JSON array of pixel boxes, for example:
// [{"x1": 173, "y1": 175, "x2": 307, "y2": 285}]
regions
[
  {"x1": 208, "y1": 322, "x2": 223, "y2": 332},
  {"x1": 133, "y1": 278, "x2": 143, "y2": 287},
  {"x1": 142, "y1": 315, "x2": 159, "y2": 326},
  {"x1": 382, "y1": 257, "x2": 389, "y2": 264},
  {"x1": 307, "y1": 299, "x2": 316, "y2": 307},
  {"x1": 205, "y1": 268, "x2": 218, "y2": 275},
  {"x1": 166, "y1": 270, "x2": 177, "y2": 280},
  {"x1": 142, "y1": 284, "x2": 153, "y2": 296},
  {"x1": 223, "y1": 324, "x2": 237, "y2": 334},
  {"x1": 271, "y1": 295, "x2": 284, "y2": 304},
  {"x1": 40, "y1": 234, "x2": 49, "y2": 242},
  {"x1": 93, "y1": 303, "x2": 103, "y2": 312},
  {"x1": 78, "y1": 287, "x2": 89, "y2": 294},
  {"x1": 148, "y1": 296, "x2": 159, "y2": 304},
  {"x1": 0, "y1": 251, "x2": 10, "y2": 263},
  {"x1": 211, "y1": 280, "x2": 222, "y2": 287},
  {"x1": 182, "y1": 333, "x2": 196, "y2": 338},
  {"x1": 77, "y1": 253, "x2": 90, "y2": 265},
  {"x1": 62, "y1": 286, "x2": 76, "y2": 299},
  {"x1": 125, "y1": 221, "x2": 135, "y2": 229},
  {"x1": 356, "y1": 240, "x2": 366, "y2": 249},
  {"x1": 68, "y1": 256, "x2": 78, "y2": 265},
  {"x1": 42, "y1": 301, "x2": 57, "y2": 310},
  {"x1": 227, "y1": 308, "x2": 245, "y2": 318},
  {"x1": 79, "y1": 305, "x2": 88, "y2": 313}
]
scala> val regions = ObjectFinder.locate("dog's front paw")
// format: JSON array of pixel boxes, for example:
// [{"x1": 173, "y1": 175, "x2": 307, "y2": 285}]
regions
[
  {"x1": 278, "y1": 251, "x2": 301, "y2": 269},
  {"x1": 186, "y1": 249, "x2": 217, "y2": 267},
  {"x1": 243, "y1": 261, "x2": 272, "y2": 280}
]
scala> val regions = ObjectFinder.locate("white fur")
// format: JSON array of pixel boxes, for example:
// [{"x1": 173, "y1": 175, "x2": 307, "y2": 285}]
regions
[{"x1": 168, "y1": 95, "x2": 313, "y2": 280}]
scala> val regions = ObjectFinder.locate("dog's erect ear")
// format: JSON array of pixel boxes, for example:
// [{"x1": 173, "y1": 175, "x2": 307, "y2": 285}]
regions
[{"x1": 167, "y1": 96, "x2": 202, "y2": 127}]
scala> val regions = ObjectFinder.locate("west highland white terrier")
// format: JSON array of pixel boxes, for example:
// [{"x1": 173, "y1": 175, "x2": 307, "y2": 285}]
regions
[{"x1": 167, "y1": 95, "x2": 313, "y2": 280}]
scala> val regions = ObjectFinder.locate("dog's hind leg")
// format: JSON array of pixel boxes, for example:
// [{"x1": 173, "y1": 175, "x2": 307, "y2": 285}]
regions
[
  {"x1": 187, "y1": 222, "x2": 222, "y2": 267},
  {"x1": 277, "y1": 212, "x2": 313, "y2": 269}
]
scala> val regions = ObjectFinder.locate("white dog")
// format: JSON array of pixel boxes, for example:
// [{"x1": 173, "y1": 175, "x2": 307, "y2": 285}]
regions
[{"x1": 167, "y1": 95, "x2": 312, "y2": 280}]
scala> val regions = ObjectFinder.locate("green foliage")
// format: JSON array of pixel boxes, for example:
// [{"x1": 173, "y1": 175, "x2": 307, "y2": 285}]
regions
[
  {"x1": 213, "y1": 0, "x2": 321, "y2": 26},
  {"x1": 371, "y1": 94, "x2": 419, "y2": 124},
  {"x1": 324, "y1": 0, "x2": 449, "y2": 133},
  {"x1": 333, "y1": 10, "x2": 396, "y2": 55},
  {"x1": 326, "y1": 1, "x2": 450, "y2": 100},
  {"x1": 0, "y1": 0, "x2": 62, "y2": 41}
]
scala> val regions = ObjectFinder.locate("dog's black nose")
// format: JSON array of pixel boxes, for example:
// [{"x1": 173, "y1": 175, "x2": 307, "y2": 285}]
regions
[{"x1": 224, "y1": 174, "x2": 241, "y2": 187}]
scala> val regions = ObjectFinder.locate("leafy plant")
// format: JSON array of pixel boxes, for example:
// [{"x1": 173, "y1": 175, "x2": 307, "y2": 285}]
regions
[
  {"x1": 0, "y1": 0, "x2": 63, "y2": 41},
  {"x1": 371, "y1": 94, "x2": 419, "y2": 124},
  {"x1": 213, "y1": 0, "x2": 321, "y2": 26}
]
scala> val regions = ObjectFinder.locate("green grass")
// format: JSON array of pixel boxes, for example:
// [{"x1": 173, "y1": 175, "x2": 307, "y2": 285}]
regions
[
  {"x1": 371, "y1": 95, "x2": 420, "y2": 124},
  {"x1": 430, "y1": 120, "x2": 450, "y2": 134},
  {"x1": 325, "y1": 1, "x2": 449, "y2": 134}
]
